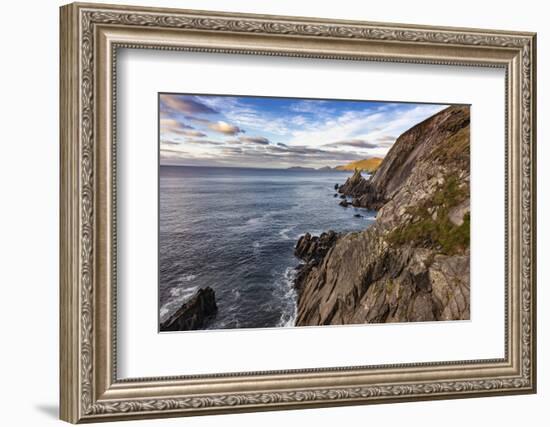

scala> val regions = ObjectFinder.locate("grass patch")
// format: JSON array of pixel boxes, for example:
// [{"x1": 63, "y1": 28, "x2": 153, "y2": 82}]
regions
[{"x1": 387, "y1": 175, "x2": 469, "y2": 255}]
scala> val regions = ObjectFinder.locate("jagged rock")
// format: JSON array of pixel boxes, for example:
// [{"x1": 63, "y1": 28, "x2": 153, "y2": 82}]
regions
[
  {"x1": 334, "y1": 183, "x2": 339, "y2": 190},
  {"x1": 295, "y1": 231, "x2": 338, "y2": 263},
  {"x1": 160, "y1": 287, "x2": 218, "y2": 331},
  {"x1": 353, "y1": 214, "x2": 363, "y2": 218},
  {"x1": 339, "y1": 200, "x2": 349, "y2": 207},
  {"x1": 294, "y1": 231, "x2": 338, "y2": 292},
  {"x1": 333, "y1": 193, "x2": 338, "y2": 197},
  {"x1": 294, "y1": 106, "x2": 471, "y2": 326}
]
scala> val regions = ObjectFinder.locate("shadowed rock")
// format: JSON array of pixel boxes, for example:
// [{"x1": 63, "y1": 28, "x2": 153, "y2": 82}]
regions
[
  {"x1": 294, "y1": 231, "x2": 338, "y2": 292},
  {"x1": 160, "y1": 287, "x2": 218, "y2": 331}
]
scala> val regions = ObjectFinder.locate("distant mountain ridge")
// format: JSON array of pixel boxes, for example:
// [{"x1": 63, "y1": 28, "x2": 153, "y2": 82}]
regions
[
  {"x1": 334, "y1": 157, "x2": 384, "y2": 173},
  {"x1": 286, "y1": 158, "x2": 384, "y2": 172}
]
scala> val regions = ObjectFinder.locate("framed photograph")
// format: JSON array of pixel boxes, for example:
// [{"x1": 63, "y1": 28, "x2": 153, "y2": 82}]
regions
[{"x1": 60, "y1": 2, "x2": 537, "y2": 423}]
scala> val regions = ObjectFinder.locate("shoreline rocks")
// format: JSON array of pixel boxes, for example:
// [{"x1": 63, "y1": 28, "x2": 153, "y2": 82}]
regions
[{"x1": 160, "y1": 287, "x2": 218, "y2": 331}]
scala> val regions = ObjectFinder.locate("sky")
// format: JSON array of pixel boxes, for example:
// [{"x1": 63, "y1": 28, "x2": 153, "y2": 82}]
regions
[{"x1": 159, "y1": 93, "x2": 449, "y2": 169}]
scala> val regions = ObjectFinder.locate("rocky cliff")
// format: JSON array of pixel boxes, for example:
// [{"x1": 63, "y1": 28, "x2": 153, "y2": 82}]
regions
[{"x1": 294, "y1": 106, "x2": 470, "y2": 326}]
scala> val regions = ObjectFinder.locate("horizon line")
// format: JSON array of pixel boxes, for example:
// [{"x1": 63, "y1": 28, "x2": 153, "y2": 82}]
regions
[{"x1": 159, "y1": 163, "x2": 356, "y2": 171}]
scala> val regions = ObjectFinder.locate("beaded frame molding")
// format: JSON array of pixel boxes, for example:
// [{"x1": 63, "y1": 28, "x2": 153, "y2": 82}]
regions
[{"x1": 60, "y1": 2, "x2": 536, "y2": 423}]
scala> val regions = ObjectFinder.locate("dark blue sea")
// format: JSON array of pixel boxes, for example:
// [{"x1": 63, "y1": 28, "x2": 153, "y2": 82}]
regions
[{"x1": 159, "y1": 165, "x2": 376, "y2": 330}]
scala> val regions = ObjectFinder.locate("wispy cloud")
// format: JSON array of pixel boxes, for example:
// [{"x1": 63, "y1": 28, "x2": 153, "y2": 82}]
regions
[
  {"x1": 160, "y1": 117, "x2": 207, "y2": 138},
  {"x1": 323, "y1": 139, "x2": 380, "y2": 149},
  {"x1": 238, "y1": 136, "x2": 270, "y2": 145},
  {"x1": 161, "y1": 95, "x2": 218, "y2": 115}
]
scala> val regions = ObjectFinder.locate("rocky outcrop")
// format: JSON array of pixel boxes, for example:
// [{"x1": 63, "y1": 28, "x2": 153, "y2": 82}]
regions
[
  {"x1": 295, "y1": 106, "x2": 470, "y2": 326},
  {"x1": 294, "y1": 231, "x2": 339, "y2": 292},
  {"x1": 160, "y1": 287, "x2": 218, "y2": 331},
  {"x1": 339, "y1": 106, "x2": 470, "y2": 211}
]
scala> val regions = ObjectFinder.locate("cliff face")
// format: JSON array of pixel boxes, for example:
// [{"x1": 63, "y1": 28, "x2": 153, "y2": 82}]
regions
[{"x1": 295, "y1": 106, "x2": 470, "y2": 326}]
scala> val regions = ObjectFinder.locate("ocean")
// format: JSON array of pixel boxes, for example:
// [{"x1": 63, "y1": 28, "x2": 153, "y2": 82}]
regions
[{"x1": 159, "y1": 165, "x2": 376, "y2": 330}]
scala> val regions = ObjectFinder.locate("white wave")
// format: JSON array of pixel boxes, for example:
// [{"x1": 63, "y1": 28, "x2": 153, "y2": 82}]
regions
[
  {"x1": 246, "y1": 217, "x2": 262, "y2": 226},
  {"x1": 229, "y1": 212, "x2": 274, "y2": 232},
  {"x1": 276, "y1": 266, "x2": 298, "y2": 327},
  {"x1": 169, "y1": 284, "x2": 198, "y2": 299},
  {"x1": 278, "y1": 225, "x2": 296, "y2": 240},
  {"x1": 303, "y1": 230, "x2": 325, "y2": 238},
  {"x1": 159, "y1": 306, "x2": 170, "y2": 319},
  {"x1": 160, "y1": 282, "x2": 199, "y2": 323}
]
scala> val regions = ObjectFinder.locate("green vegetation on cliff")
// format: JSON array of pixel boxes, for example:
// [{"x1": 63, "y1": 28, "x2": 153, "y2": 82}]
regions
[{"x1": 387, "y1": 175, "x2": 469, "y2": 255}]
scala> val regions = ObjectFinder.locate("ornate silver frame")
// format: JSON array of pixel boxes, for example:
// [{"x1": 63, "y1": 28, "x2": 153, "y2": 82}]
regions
[{"x1": 60, "y1": 2, "x2": 537, "y2": 423}]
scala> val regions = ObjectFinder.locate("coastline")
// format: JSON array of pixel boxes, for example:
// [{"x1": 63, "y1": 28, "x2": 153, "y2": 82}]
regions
[
  {"x1": 159, "y1": 167, "x2": 373, "y2": 331},
  {"x1": 292, "y1": 106, "x2": 471, "y2": 326}
]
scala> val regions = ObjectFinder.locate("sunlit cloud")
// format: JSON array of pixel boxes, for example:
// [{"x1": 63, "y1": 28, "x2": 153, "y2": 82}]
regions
[{"x1": 207, "y1": 121, "x2": 244, "y2": 135}]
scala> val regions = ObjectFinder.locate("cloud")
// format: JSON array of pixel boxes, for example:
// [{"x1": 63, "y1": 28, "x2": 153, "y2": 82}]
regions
[
  {"x1": 185, "y1": 139, "x2": 224, "y2": 146},
  {"x1": 176, "y1": 129, "x2": 207, "y2": 137},
  {"x1": 238, "y1": 136, "x2": 270, "y2": 145},
  {"x1": 221, "y1": 147, "x2": 244, "y2": 155},
  {"x1": 207, "y1": 121, "x2": 244, "y2": 135},
  {"x1": 160, "y1": 118, "x2": 192, "y2": 130},
  {"x1": 161, "y1": 137, "x2": 367, "y2": 168},
  {"x1": 289, "y1": 99, "x2": 331, "y2": 114},
  {"x1": 186, "y1": 116, "x2": 211, "y2": 125},
  {"x1": 160, "y1": 95, "x2": 218, "y2": 115},
  {"x1": 184, "y1": 115, "x2": 244, "y2": 136},
  {"x1": 288, "y1": 104, "x2": 447, "y2": 151},
  {"x1": 197, "y1": 96, "x2": 291, "y2": 135},
  {"x1": 377, "y1": 135, "x2": 396, "y2": 143},
  {"x1": 160, "y1": 118, "x2": 207, "y2": 138},
  {"x1": 374, "y1": 135, "x2": 397, "y2": 146},
  {"x1": 323, "y1": 139, "x2": 379, "y2": 149},
  {"x1": 159, "y1": 95, "x2": 450, "y2": 168}
]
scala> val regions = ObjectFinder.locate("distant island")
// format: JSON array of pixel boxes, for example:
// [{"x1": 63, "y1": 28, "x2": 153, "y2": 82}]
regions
[{"x1": 286, "y1": 157, "x2": 384, "y2": 173}]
